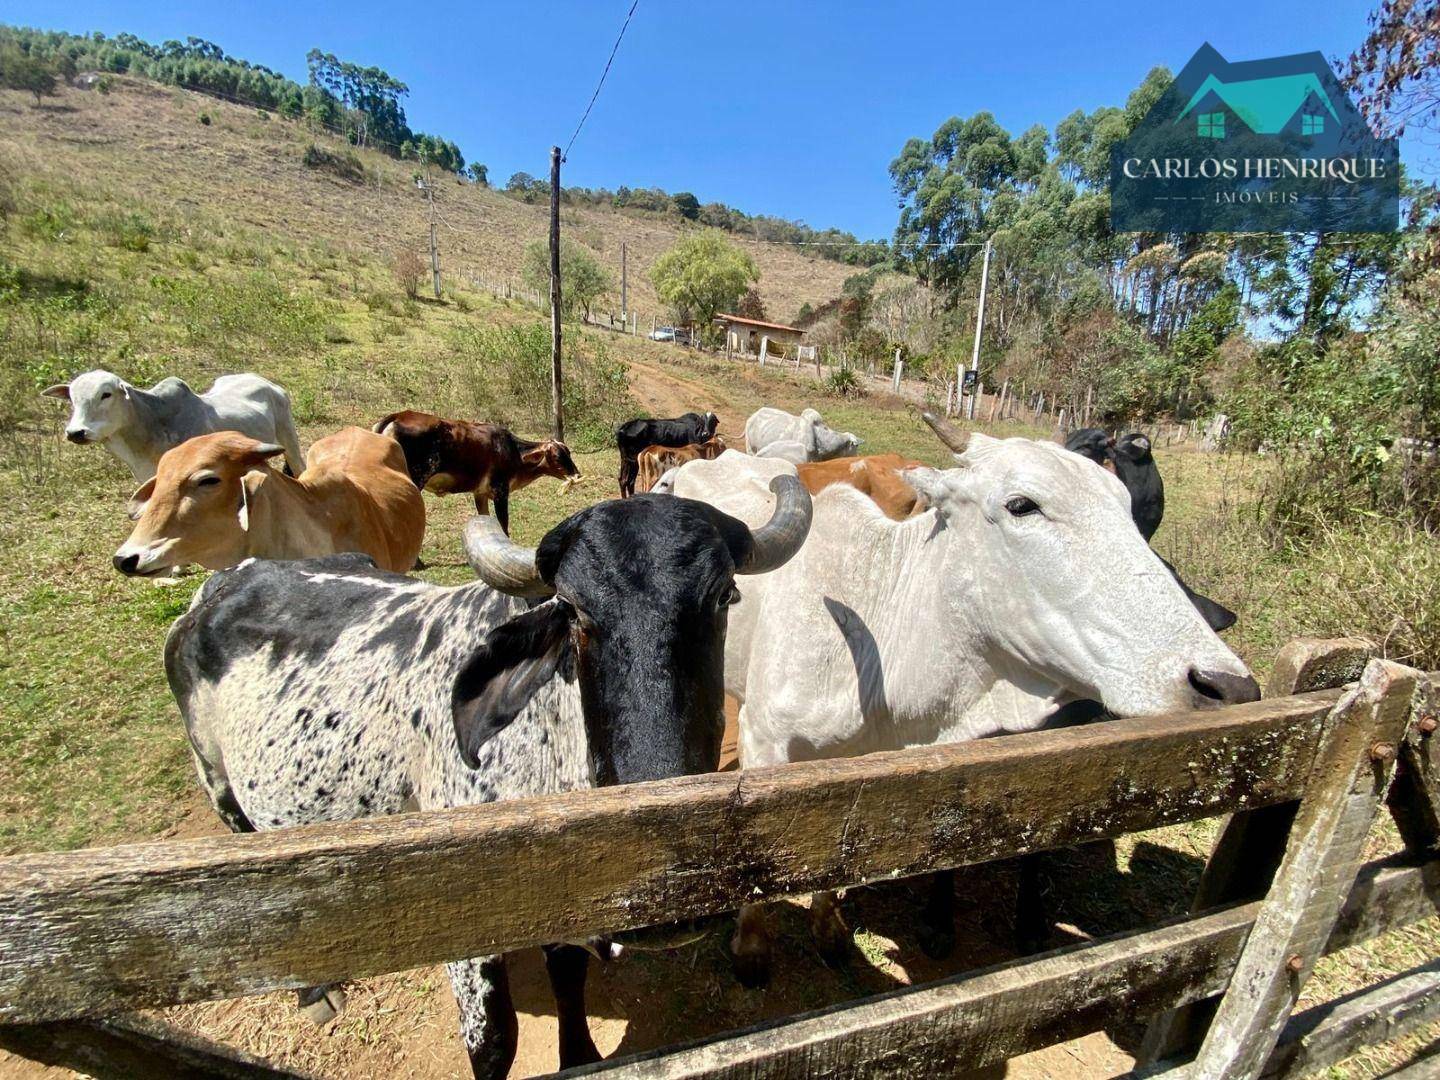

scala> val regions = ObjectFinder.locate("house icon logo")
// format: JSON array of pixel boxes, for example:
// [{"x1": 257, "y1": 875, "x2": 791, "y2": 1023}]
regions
[{"x1": 1111, "y1": 44, "x2": 1398, "y2": 233}]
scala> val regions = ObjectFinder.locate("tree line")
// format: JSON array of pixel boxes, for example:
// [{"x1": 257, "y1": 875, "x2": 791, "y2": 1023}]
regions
[{"x1": 0, "y1": 27, "x2": 466, "y2": 174}]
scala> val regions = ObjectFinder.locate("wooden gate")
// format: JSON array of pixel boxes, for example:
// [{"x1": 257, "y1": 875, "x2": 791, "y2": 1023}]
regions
[{"x1": 1, "y1": 639, "x2": 1437, "y2": 1078}]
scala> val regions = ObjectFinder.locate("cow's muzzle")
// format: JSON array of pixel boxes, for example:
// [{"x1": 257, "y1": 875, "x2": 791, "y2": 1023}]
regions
[{"x1": 65, "y1": 429, "x2": 89, "y2": 445}]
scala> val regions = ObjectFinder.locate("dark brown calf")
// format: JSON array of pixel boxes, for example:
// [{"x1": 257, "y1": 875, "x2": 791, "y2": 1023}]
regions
[{"x1": 373, "y1": 410, "x2": 579, "y2": 534}]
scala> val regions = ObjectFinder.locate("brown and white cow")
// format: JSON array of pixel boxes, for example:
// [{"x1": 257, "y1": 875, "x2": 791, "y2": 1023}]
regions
[
  {"x1": 373, "y1": 410, "x2": 579, "y2": 534},
  {"x1": 113, "y1": 427, "x2": 425, "y2": 576},
  {"x1": 635, "y1": 436, "x2": 727, "y2": 494},
  {"x1": 795, "y1": 453, "x2": 927, "y2": 521}
]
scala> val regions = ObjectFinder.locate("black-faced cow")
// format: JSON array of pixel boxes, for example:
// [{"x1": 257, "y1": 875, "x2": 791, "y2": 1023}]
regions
[{"x1": 162, "y1": 483, "x2": 811, "y2": 1077}]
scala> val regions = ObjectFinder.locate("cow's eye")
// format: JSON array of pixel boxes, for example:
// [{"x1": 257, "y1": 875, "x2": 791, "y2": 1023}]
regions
[
  {"x1": 195, "y1": 475, "x2": 222, "y2": 488},
  {"x1": 99, "y1": 392, "x2": 111, "y2": 400},
  {"x1": 1005, "y1": 496, "x2": 1040, "y2": 517},
  {"x1": 721, "y1": 584, "x2": 742, "y2": 607}
]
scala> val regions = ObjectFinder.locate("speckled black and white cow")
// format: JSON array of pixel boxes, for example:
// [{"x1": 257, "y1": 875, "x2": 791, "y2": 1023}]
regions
[{"x1": 163, "y1": 482, "x2": 812, "y2": 1079}]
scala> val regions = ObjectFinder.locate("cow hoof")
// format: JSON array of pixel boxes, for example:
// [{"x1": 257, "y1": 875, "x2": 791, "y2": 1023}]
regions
[
  {"x1": 729, "y1": 926, "x2": 772, "y2": 989},
  {"x1": 917, "y1": 921, "x2": 956, "y2": 960},
  {"x1": 297, "y1": 985, "x2": 347, "y2": 1025},
  {"x1": 731, "y1": 948, "x2": 771, "y2": 990}
]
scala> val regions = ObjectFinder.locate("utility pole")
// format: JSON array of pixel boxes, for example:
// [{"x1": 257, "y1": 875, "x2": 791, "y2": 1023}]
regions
[
  {"x1": 548, "y1": 146, "x2": 565, "y2": 442},
  {"x1": 620, "y1": 241, "x2": 628, "y2": 325},
  {"x1": 418, "y1": 163, "x2": 441, "y2": 299},
  {"x1": 967, "y1": 237, "x2": 993, "y2": 420}
]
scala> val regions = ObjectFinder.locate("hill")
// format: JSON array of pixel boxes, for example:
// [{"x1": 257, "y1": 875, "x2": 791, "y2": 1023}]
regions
[{"x1": 0, "y1": 74, "x2": 857, "y2": 327}]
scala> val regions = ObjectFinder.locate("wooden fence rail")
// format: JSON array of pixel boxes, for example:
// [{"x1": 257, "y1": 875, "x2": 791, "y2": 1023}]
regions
[
  {"x1": 0, "y1": 691, "x2": 1343, "y2": 1024},
  {"x1": 0, "y1": 647, "x2": 1436, "y2": 1079}
]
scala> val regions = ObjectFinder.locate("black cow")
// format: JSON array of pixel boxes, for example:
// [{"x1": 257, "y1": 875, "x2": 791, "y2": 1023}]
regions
[
  {"x1": 615, "y1": 411, "x2": 719, "y2": 498},
  {"x1": 163, "y1": 481, "x2": 812, "y2": 1078},
  {"x1": 1064, "y1": 427, "x2": 1234, "y2": 632}
]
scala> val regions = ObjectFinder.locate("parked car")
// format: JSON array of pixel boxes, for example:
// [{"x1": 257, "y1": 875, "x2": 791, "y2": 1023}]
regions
[{"x1": 648, "y1": 326, "x2": 694, "y2": 346}]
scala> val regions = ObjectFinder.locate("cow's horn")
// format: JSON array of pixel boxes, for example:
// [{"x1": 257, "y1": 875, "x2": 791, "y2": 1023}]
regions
[
  {"x1": 921, "y1": 411, "x2": 970, "y2": 454},
  {"x1": 738, "y1": 475, "x2": 812, "y2": 575},
  {"x1": 463, "y1": 516, "x2": 554, "y2": 598}
]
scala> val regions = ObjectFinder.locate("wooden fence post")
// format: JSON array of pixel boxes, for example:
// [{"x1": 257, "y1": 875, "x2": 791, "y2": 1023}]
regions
[
  {"x1": 1386, "y1": 674, "x2": 1440, "y2": 854},
  {"x1": 1138, "y1": 637, "x2": 1379, "y2": 1065},
  {"x1": 1180, "y1": 658, "x2": 1418, "y2": 1080}
]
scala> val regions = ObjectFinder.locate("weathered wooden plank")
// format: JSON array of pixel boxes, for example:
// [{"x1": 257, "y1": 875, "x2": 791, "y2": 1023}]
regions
[
  {"x1": 1387, "y1": 673, "x2": 1440, "y2": 854},
  {"x1": 1140, "y1": 637, "x2": 1379, "y2": 1064},
  {"x1": 558, "y1": 854, "x2": 1438, "y2": 1080},
  {"x1": 0, "y1": 692, "x2": 1341, "y2": 1024},
  {"x1": 1185, "y1": 659, "x2": 1417, "y2": 1080},
  {"x1": 0, "y1": 1012, "x2": 310, "y2": 1079},
  {"x1": 1262, "y1": 958, "x2": 1440, "y2": 1079},
  {"x1": 1264, "y1": 637, "x2": 1377, "y2": 700}
]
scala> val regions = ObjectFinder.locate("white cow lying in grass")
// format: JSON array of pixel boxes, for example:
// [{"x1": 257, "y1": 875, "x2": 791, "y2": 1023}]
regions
[
  {"x1": 43, "y1": 368, "x2": 305, "y2": 480},
  {"x1": 744, "y1": 406, "x2": 861, "y2": 463},
  {"x1": 671, "y1": 435, "x2": 1259, "y2": 985}
]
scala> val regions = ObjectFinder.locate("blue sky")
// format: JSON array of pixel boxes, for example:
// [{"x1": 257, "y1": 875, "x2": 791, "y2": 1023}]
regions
[{"x1": 6, "y1": 0, "x2": 1399, "y2": 240}]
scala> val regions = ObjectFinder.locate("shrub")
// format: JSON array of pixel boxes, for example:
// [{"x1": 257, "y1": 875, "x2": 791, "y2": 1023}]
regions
[
  {"x1": 301, "y1": 143, "x2": 365, "y2": 184},
  {"x1": 20, "y1": 202, "x2": 77, "y2": 242},
  {"x1": 198, "y1": 112, "x2": 211, "y2": 126},
  {"x1": 826, "y1": 366, "x2": 864, "y2": 397},
  {"x1": 391, "y1": 250, "x2": 426, "y2": 300},
  {"x1": 452, "y1": 322, "x2": 633, "y2": 445},
  {"x1": 522, "y1": 240, "x2": 612, "y2": 321},
  {"x1": 95, "y1": 210, "x2": 154, "y2": 252}
]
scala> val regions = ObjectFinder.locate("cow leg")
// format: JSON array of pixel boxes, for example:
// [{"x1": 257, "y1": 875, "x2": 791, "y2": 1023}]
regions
[
  {"x1": 617, "y1": 457, "x2": 636, "y2": 499},
  {"x1": 917, "y1": 869, "x2": 957, "y2": 959},
  {"x1": 543, "y1": 943, "x2": 601, "y2": 1068},
  {"x1": 1015, "y1": 853, "x2": 1050, "y2": 954},
  {"x1": 192, "y1": 750, "x2": 348, "y2": 1022},
  {"x1": 809, "y1": 890, "x2": 851, "y2": 967},
  {"x1": 492, "y1": 483, "x2": 511, "y2": 536},
  {"x1": 730, "y1": 902, "x2": 774, "y2": 989},
  {"x1": 449, "y1": 955, "x2": 519, "y2": 1080},
  {"x1": 473, "y1": 492, "x2": 490, "y2": 516}
]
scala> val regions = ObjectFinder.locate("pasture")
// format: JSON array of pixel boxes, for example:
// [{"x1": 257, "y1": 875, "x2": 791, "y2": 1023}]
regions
[{"x1": 2, "y1": 78, "x2": 1439, "y2": 1078}]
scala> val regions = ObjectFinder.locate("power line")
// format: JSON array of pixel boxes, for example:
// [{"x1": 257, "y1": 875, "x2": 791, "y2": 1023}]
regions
[{"x1": 563, "y1": 0, "x2": 639, "y2": 161}]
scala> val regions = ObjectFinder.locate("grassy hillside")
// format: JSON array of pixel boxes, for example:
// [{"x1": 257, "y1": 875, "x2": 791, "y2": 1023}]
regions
[
  {"x1": 0, "y1": 76, "x2": 1436, "y2": 1080},
  {"x1": 0, "y1": 75, "x2": 855, "y2": 326}
]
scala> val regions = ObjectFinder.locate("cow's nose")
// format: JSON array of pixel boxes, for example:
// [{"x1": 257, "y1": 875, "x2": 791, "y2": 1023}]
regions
[
  {"x1": 113, "y1": 552, "x2": 140, "y2": 576},
  {"x1": 1189, "y1": 668, "x2": 1262, "y2": 706},
  {"x1": 66, "y1": 429, "x2": 87, "y2": 444}
]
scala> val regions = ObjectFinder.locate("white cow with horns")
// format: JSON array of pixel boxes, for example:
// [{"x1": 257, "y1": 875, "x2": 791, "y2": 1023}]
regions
[{"x1": 671, "y1": 417, "x2": 1260, "y2": 985}]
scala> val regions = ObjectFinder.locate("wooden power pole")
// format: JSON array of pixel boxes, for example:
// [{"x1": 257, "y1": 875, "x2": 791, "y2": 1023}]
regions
[
  {"x1": 549, "y1": 146, "x2": 565, "y2": 442},
  {"x1": 967, "y1": 237, "x2": 992, "y2": 420},
  {"x1": 620, "y1": 241, "x2": 628, "y2": 326},
  {"x1": 418, "y1": 165, "x2": 442, "y2": 300}
]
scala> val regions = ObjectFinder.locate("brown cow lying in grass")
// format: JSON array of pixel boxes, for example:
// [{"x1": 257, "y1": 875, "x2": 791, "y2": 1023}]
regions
[
  {"x1": 795, "y1": 452, "x2": 927, "y2": 521},
  {"x1": 374, "y1": 409, "x2": 579, "y2": 534},
  {"x1": 635, "y1": 436, "x2": 727, "y2": 494},
  {"x1": 113, "y1": 427, "x2": 425, "y2": 575}
]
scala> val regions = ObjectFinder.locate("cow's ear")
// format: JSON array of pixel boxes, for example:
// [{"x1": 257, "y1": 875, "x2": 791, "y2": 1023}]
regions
[
  {"x1": 237, "y1": 472, "x2": 263, "y2": 532},
  {"x1": 126, "y1": 478, "x2": 155, "y2": 521},
  {"x1": 41, "y1": 384, "x2": 70, "y2": 401},
  {"x1": 451, "y1": 599, "x2": 575, "y2": 768}
]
